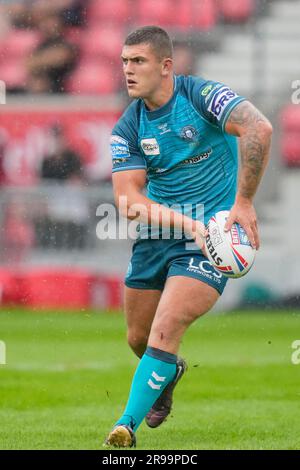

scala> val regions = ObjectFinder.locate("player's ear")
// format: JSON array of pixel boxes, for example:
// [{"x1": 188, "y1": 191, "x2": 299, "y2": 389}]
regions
[{"x1": 161, "y1": 58, "x2": 173, "y2": 76}]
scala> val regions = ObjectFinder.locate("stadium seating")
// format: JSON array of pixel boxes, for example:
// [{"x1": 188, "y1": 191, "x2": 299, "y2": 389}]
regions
[
  {"x1": 195, "y1": 0, "x2": 218, "y2": 30},
  {"x1": 219, "y1": 0, "x2": 255, "y2": 22},
  {"x1": 0, "y1": 0, "x2": 258, "y2": 96},
  {"x1": 87, "y1": 0, "x2": 131, "y2": 25},
  {"x1": 65, "y1": 61, "x2": 117, "y2": 94},
  {"x1": 0, "y1": 59, "x2": 27, "y2": 89},
  {"x1": 80, "y1": 27, "x2": 123, "y2": 62},
  {"x1": 281, "y1": 133, "x2": 300, "y2": 167},
  {"x1": 280, "y1": 105, "x2": 300, "y2": 167},
  {"x1": 64, "y1": 27, "x2": 85, "y2": 47},
  {"x1": 0, "y1": 30, "x2": 40, "y2": 61},
  {"x1": 281, "y1": 104, "x2": 300, "y2": 132},
  {"x1": 137, "y1": 0, "x2": 176, "y2": 27}
]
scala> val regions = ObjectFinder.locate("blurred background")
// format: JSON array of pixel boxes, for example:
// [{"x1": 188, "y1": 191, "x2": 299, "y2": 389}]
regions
[{"x1": 0, "y1": 0, "x2": 299, "y2": 312}]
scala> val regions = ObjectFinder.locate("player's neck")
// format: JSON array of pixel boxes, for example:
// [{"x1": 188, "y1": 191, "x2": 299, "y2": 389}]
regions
[{"x1": 143, "y1": 77, "x2": 174, "y2": 111}]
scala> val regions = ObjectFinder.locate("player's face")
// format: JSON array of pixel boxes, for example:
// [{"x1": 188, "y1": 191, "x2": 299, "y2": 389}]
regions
[{"x1": 121, "y1": 44, "x2": 167, "y2": 99}]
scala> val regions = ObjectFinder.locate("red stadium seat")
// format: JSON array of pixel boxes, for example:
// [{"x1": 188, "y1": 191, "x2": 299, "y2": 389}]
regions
[
  {"x1": 87, "y1": 0, "x2": 131, "y2": 25},
  {"x1": 175, "y1": 0, "x2": 189, "y2": 29},
  {"x1": 0, "y1": 30, "x2": 40, "y2": 61},
  {"x1": 154, "y1": 0, "x2": 218, "y2": 31},
  {"x1": 281, "y1": 133, "x2": 300, "y2": 167},
  {"x1": 0, "y1": 59, "x2": 27, "y2": 89},
  {"x1": 280, "y1": 105, "x2": 300, "y2": 166},
  {"x1": 64, "y1": 27, "x2": 85, "y2": 47},
  {"x1": 80, "y1": 27, "x2": 123, "y2": 62},
  {"x1": 66, "y1": 61, "x2": 117, "y2": 94},
  {"x1": 195, "y1": 0, "x2": 218, "y2": 30},
  {"x1": 137, "y1": 0, "x2": 176, "y2": 27},
  {"x1": 281, "y1": 105, "x2": 300, "y2": 132},
  {"x1": 220, "y1": 0, "x2": 255, "y2": 22}
]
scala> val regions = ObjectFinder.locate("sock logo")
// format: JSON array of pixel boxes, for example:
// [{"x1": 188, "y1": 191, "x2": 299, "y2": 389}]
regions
[{"x1": 147, "y1": 371, "x2": 166, "y2": 390}]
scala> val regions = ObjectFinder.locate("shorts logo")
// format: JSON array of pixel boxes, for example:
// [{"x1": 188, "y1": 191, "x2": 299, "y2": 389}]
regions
[
  {"x1": 207, "y1": 86, "x2": 238, "y2": 121},
  {"x1": 187, "y1": 258, "x2": 222, "y2": 281},
  {"x1": 141, "y1": 138, "x2": 160, "y2": 156},
  {"x1": 110, "y1": 135, "x2": 130, "y2": 159},
  {"x1": 180, "y1": 126, "x2": 198, "y2": 141}
]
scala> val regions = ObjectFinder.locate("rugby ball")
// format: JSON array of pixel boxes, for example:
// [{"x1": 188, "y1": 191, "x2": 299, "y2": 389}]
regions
[{"x1": 205, "y1": 210, "x2": 256, "y2": 278}]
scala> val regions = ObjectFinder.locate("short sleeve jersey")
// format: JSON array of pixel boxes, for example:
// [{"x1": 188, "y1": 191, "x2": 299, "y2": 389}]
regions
[{"x1": 110, "y1": 75, "x2": 245, "y2": 225}]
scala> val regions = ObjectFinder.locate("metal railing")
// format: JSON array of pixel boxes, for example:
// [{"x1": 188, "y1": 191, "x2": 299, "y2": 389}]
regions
[{"x1": 0, "y1": 183, "x2": 132, "y2": 274}]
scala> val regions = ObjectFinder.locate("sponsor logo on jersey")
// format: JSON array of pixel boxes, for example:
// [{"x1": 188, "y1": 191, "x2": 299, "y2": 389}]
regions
[
  {"x1": 204, "y1": 83, "x2": 222, "y2": 103},
  {"x1": 110, "y1": 135, "x2": 130, "y2": 159},
  {"x1": 141, "y1": 138, "x2": 160, "y2": 155},
  {"x1": 201, "y1": 84, "x2": 213, "y2": 96},
  {"x1": 112, "y1": 157, "x2": 129, "y2": 167},
  {"x1": 180, "y1": 149, "x2": 212, "y2": 166},
  {"x1": 180, "y1": 125, "x2": 198, "y2": 141},
  {"x1": 207, "y1": 86, "x2": 238, "y2": 121}
]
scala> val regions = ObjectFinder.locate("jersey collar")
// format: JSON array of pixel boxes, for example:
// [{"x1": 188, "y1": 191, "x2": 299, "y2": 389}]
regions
[{"x1": 143, "y1": 75, "x2": 178, "y2": 121}]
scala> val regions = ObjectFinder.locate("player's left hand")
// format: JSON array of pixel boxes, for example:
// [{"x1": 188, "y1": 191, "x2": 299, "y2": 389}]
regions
[{"x1": 224, "y1": 199, "x2": 260, "y2": 250}]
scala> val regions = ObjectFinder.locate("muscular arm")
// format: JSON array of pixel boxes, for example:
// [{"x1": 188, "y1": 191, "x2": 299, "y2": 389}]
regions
[
  {"x1": 225, "y1": 100, "x2": 273, "y2": 248},
  {"x1": 112, "y1": 170, "x2": 206, "y2": 248},
  {"x1": 226, "y1": 100, "x2": 272, "y2": 201}
]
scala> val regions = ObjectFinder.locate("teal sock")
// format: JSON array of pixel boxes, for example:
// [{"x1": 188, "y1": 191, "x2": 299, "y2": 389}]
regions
[{"x1": 115, "y1": 346, "x2": 177, "y2": 431}]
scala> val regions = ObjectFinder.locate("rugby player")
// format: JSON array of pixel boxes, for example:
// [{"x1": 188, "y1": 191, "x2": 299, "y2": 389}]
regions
[{"x1": 105, "y1": 26, "x2": 272, "y2": 448}]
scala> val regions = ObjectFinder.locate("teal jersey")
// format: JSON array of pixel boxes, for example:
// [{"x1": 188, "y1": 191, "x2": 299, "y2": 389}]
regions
[{"x1": 110, "y1": 75, "x2": 245, "y2": 227}]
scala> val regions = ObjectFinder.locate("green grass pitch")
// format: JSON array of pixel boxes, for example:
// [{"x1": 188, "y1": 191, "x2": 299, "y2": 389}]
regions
[{"x1": 0, "y1": 308, "x2": 299, "y2": 450}]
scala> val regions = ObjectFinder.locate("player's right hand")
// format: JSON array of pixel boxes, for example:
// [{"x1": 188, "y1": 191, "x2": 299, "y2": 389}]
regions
[{"x1": 190, "y1": 220, "x2": 208, "y2": 254}]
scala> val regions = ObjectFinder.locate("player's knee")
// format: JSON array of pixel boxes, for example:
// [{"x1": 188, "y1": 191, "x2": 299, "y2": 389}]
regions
[
  {"x1": 155, "y1": 307, "x2": 202, "y2": 332},
  {"x1": 182, "y1": 307, "x2": 204, "y2": 325},
  {"x1": 127, "y1": 330, "x2": 148, "y2": 357}
]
